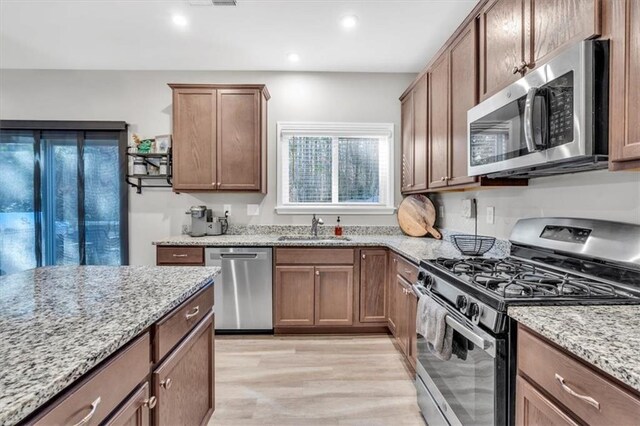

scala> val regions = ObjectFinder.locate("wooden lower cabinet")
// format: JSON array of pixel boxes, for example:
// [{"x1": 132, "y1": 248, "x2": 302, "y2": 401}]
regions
[
  {"x1": 315, "y1": 266, "x2": 354, "y2": 326},
  {"x1": 387, "y1": 256, "x2": 399, "y2": 335},
  {"x1": 105, "y1": 383, "x2": 152, "y2": 426},
  {"x1": 153, "y1": 311, "x2": 215, "y2": 426},
  {"x1": 359, "y1": 249, "x2": 388, "y2": 323},
  {"x1": 274, "y1": 266, "x2": 316, "y2": 326},
  {"x1": 389, "y1": 255, "x2": 419, "y2": 369},
  {"x1": 516, "y1": 376, "x2": 579, "y2": 426}
]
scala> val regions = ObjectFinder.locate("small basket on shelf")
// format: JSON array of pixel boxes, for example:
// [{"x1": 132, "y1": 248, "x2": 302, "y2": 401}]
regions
[{"x1": 452, "y1": 234, "x2": 496, "y2": 256}]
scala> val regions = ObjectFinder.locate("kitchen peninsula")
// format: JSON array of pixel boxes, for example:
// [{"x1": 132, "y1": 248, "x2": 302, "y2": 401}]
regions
[{"x1": 0, "y1": 266, "x2": 219, "y2": 426}]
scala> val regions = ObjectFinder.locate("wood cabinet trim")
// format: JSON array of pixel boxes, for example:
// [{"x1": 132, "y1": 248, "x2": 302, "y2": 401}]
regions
[
  {"x1": 103, "y1": 382, "x2": 151, "y2": 426},
  {"x1": 516, "y1": 375, "x2": 580, "y2": 426}
]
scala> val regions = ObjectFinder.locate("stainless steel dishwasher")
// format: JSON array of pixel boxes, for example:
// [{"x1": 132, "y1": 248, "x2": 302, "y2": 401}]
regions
[{"x1": 205, "y1": 247, "x2": 273, "y2": 333}]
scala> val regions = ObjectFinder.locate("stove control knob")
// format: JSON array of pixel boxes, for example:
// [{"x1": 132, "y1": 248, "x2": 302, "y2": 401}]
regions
[
  {"x1": 417, "y1": 270, "x2": 426, "y2": 282},
  {"x1": 422, "y1": 274, "x2": 434, "y2": 289},
  {"x1": 468, "y1": 303, "x2": 481, "y2": 320},
  {"x1": 455, "y1": 295, "x2": 468, "y2": 312}
]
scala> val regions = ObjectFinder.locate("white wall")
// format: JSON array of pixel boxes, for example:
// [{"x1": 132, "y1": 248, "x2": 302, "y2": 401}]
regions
[
  {"x1": 431, "y1": 170, "x2": 640, "y2": 240},
  {"x1": 0, "y1": 69, "x2": 415, "y2": 264}
]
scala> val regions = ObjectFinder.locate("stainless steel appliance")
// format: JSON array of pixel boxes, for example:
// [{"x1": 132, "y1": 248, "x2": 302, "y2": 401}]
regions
[
  {"x1": 186, "y1": 205, "x2": 208, "y2": 237},
  {"x1": 205, "y1": 247, "x2": 273, "y2": 332},
  {"x1": 206, "y1": 211, "x2": 229, "y2": 236},
  {"x1": 467, "y1": 40, "x2": 609, "y2": 178},
  {"x1": 413, "y1": 218, "x2": 640, "y2": 425}
]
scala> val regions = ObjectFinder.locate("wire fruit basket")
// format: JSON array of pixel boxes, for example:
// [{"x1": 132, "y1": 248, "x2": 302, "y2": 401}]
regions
[{"x1": 452, "y1": 235, "x2": 496, "y2": 256}]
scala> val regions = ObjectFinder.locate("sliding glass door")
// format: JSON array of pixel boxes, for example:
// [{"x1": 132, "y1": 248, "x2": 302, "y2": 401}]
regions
[{"x1": 0, "y1": 122, "x2": 128, "y2": 275}]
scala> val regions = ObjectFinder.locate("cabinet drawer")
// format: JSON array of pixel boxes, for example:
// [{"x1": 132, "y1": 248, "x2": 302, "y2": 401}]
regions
[
  {"x1": 153, "y1": 284, "x2": 214, "y2": 362},
  {"x1": 396, "y1": 255, "x2": 418, "y2": 283},
  {"x1": 276, "y1": 248, "x2": 354, "y2": 265},
  {"x1": 33, "y1": 333, "x2": 150, "y2": 426},
  {"x1": 157, "y1": 246, "x2": 204, "y2": 265},
  {"x1": 518, "y1": 325, "x2": 640, "y2": 425},
  {"x1": 153, "y1": 311, "x2": 215, "y2": 426}
]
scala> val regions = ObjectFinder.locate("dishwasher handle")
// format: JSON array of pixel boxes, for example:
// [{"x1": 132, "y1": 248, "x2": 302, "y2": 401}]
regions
[{"x1": 207, "y1": 251, "x2": 269, "y2": 261}]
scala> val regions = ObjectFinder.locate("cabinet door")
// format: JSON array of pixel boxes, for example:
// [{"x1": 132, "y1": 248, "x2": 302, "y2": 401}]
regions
[
  {"x1": 448, "y1": 23, "x2": 479, "y2": 187},
  {"x1": 394, "y1": 274, "x2": 409, "y2": 356},
  {"x1": 315, "y1": 266, "x2": 354, "y2": 326},
  {"x1": 524, "y1": 0, "x2": 600, "y2": 71},
  {"x1": 359, "y1": 249, "x2": 388, "y2": 323},
  {"x1": 275, "y1": 266, "x2": 315, "y2": 326},
  {"x1": 153, "y1": 312, "x2": 214, "y2": 426},
  {"x1": 407, "y1": 286, "x2": 418, "y2": 369},
  {"x1": 216, "y1": 89, "x2": 262, "y2": 190},
  {"x1": 172, "y1": 88, "x2": 217, "y2": 191},
  {"x1": 401, "y1": 94, "x2": 414, "y2": 192},
  {"x1": 479, "y1": 0, "x2": 525, "y2": 100},
  {"x1": 387, "y1": 256, "x2": 398, "y2": 335},
  {"x1": 104, "y1": 383, "x2": 151, "y2": 426},
  {"x1": 516, "y1": 376, "x2": 579, "y2": 426},
  {"x1": 609, "y1": 0, "x2": 640, "y2": 165},
  {"x1": 412, "y1": 75, "x2": 429, "y2": 192},
  {"x1": 428, "y1": 53, "x2": 450, "y2": 189}
]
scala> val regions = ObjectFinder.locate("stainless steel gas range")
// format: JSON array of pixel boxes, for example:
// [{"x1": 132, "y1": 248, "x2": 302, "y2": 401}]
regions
[{"x1": 412, "y1": 217, "x2": 640, "y2": 426}]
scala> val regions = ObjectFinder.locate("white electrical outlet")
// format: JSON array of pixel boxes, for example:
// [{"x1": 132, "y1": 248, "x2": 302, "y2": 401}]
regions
[
  {"x1": 486, "y1": 206, "x2": 495, "y2": 224},
  {"x1": 461, "y1": 199, "x2": 472, "y2": 218},
  {"x1": 223, "y1": 204, "x2": 231, "y2": 215},
  {"x1": 247, "y1": 204, "x2": 260, "y2": 216}
]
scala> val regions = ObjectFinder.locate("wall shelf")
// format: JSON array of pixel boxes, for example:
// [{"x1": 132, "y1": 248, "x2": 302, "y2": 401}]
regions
[{"x1": 126, "y1": 147, "x2": 173, "y2": 194}]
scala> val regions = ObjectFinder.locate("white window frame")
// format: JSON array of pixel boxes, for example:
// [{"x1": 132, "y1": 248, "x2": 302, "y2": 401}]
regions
[{"x1": 276, "y1": 122, "x2": 395, "y2": 215}]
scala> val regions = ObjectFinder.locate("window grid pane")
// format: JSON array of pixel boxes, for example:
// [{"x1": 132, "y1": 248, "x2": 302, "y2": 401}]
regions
[
  {"x1": 288, "y1": 136, "x2": 333, "y2": 203},
  {"x1": 338, "y1": 137, "x2": 380, "y2": 203}
]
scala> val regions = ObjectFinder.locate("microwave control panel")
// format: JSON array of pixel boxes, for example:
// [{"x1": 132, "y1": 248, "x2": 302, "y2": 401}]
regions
[{"x1": 546, "y1": 71, "x2": 574, "y2": 147}]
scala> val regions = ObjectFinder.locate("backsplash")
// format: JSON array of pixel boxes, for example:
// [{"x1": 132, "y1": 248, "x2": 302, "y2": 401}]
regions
[{"x1": 225, "y1": 224, "x2": 405, "y2": 236}]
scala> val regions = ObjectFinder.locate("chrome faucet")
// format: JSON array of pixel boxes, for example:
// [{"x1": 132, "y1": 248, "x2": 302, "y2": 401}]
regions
[{"x1": 311, "y1": 214, "x2": 324, "y2": 237}]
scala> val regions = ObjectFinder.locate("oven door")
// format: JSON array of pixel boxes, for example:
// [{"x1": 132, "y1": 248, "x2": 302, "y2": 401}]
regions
[
  {"x1": 467, "y1": 40, "x2": 594, "y2": 177},
  {"x1": 414, "y1": 297, "x2": 506, "y2": 425}
]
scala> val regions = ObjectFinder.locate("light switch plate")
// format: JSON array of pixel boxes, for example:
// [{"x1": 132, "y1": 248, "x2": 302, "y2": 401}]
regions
[
  {"x1": 486, "y1": 206, "x2": 495, "y2": 224},
  {"x1": 247, "y1": 204, "x2": 260, "y2": 216}
]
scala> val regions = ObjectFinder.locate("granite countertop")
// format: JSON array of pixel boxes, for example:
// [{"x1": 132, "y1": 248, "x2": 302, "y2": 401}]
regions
[
  {"x1": 0, "y1": 265, "x2": 220, "y2": 426},
  {"x1": 509, "y1": 305, "x2": 640, "y2": 393},
  {"x1": 153, "y1": 233, "x2": 510, "y2": 264}
]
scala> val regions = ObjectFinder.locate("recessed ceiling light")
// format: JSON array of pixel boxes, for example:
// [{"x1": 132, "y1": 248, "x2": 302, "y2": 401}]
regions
[
  {"x1": 340, "y1": 15, "x2": 358, "y2": 29},
  {"x1": 287, "y1": 53, "x2": 300, "y2": 63},
  {"x1": 172, "y1": 14, "x2": 189, "y2": 27}
]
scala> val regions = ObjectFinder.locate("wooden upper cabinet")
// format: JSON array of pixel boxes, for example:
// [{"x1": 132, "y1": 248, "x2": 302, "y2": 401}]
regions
[
  {"x1": 169, "y1": 84, "x2": 269, "y2": 192},
  {"x1": 479, "y1": 0, "x2": 525, "y2": 100},
  {"x1": 449, "y1": 22, "x2": 479, "y2": 187},
  {"x1": 315, "y1": 266, "x2": 354, "y2": 326},
  {"x1": 428, "y1": 53, "x2": 450, "y2": 189},
  {"x1": 217, "y1": 89, "x2": 262, "y2": 190},
  {"x1": 400, "y1": 94, "x2": 414, "y2": 192},
  {"x1": 274, "y1": 266, "x2": 315, "y2": 327},
  {"x1": 171, "y1": 88, "x2": 217, "y2": 191},
  {"x1": 412, "y1": 75, "x2": 429, "y2": 192},
  {"x1": 524, "y1": 0, "x2": 601, "y2": 71},
  {"x1": 359, "y1": 249, "x2": 388, "y2": 323},
  {"x1": 607, "y1": 0, "x2": 640, "y2": 168}
]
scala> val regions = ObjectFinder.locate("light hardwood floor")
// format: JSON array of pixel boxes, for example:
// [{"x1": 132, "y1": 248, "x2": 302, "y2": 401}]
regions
[{"x1": 209, "y1": 334, "x2": 425, "y2": 426}]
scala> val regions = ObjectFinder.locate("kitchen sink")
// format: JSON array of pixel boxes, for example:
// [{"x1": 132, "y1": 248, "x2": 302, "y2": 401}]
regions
[{"x1": 277, "y1": 235, "x2": 352, "y2": 242}]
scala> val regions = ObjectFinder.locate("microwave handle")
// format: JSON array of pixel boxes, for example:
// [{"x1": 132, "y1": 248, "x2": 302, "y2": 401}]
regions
[{"x1": 524, "y1": 87, "x2": 539, "y2": 153}]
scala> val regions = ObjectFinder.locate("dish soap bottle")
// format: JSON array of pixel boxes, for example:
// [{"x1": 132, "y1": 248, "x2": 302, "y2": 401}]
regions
[{"x1": 334, "y1": 216, "x2": 343, "y2": 236}]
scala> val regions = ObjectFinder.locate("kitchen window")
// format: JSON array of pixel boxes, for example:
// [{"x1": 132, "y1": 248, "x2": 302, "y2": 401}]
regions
[
  {"x1": 0, "y1": 121, "x2": 128, "y2": 276},
  {"x1": 276, "y1": 122, "x2": 395, "y2": 214}
]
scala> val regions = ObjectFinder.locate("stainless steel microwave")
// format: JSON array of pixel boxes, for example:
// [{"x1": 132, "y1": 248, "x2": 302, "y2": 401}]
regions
[{"x1": 467, "y1": 40, "x2": 609, "y2": 178}]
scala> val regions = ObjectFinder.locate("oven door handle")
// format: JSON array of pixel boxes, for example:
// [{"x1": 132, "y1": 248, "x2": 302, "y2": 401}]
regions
[{"x1": 413, "y1": 284, "x2": 494, "y2": 354}]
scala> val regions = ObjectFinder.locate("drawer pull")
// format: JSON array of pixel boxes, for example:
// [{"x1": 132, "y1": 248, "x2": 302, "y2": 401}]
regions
[
  {"x1": 172, "y1": 254, "x2": 189, "y2": 258},
  {"x1": 404, "y1": 269, "x2": 413, "y2": 275},
  {"x1": 143, "y1": 396, "x2": 157, "y2": 409},
  {"x1": 555, "y1": 373, "x2": 601, "y2": 410},
  {"x1": 185, "y1": 306, "x2": 200, "y2": 320},
  {"x1": 161, "y1": 378, "x2": 172, "y2": 390},
  {"x1": 72, "y1": 396, "x2": 101, "y2": 426}
]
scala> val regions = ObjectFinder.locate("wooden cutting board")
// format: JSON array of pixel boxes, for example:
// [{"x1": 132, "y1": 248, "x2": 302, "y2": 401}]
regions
[{"x1": 397, "y1": 194, "x2": 442, "y2": 239}]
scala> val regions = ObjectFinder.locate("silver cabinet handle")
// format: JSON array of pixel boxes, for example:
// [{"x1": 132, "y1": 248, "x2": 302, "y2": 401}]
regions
[
  {"x1": 405, "y1": 270, "x2": 412, "y2": 275},
  {"x1": 315, "y1": 271, "x2": 320, "y2": 276},
  {"x1": 73, "y1": 397, "x2": 101, "y2": 426},
  {"x1": 555, "y1": 374, "x2": 600, "y2": 410},
  {"x1": 362, "y1": 254, "x2": 366, "y2": 259},
  {"x1": 172, "y1": 254, "x2": 188, "y2": 258},
  {"x1": 185, "y1": 306, "x2": 200, "y2": 319},
  {"x1": 143, "y1": 396, "x2": 157, "y2": 409},
  {"x1": 161, "y1": 378, "x2": 172, "y2": 389}
]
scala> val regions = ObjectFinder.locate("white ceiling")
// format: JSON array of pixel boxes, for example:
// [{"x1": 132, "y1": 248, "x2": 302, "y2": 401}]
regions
[{"x1": 0, "y1": 0, "x2": 478, "y2": 73}]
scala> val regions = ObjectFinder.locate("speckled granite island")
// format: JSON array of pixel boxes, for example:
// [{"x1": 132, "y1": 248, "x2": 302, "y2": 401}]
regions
[
  {"x1": 509, "y1": 305, "x2": 640, "y2": 394},
  {"x1": 0, "y1": 265, "x2": 219, "y2": 426}
]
